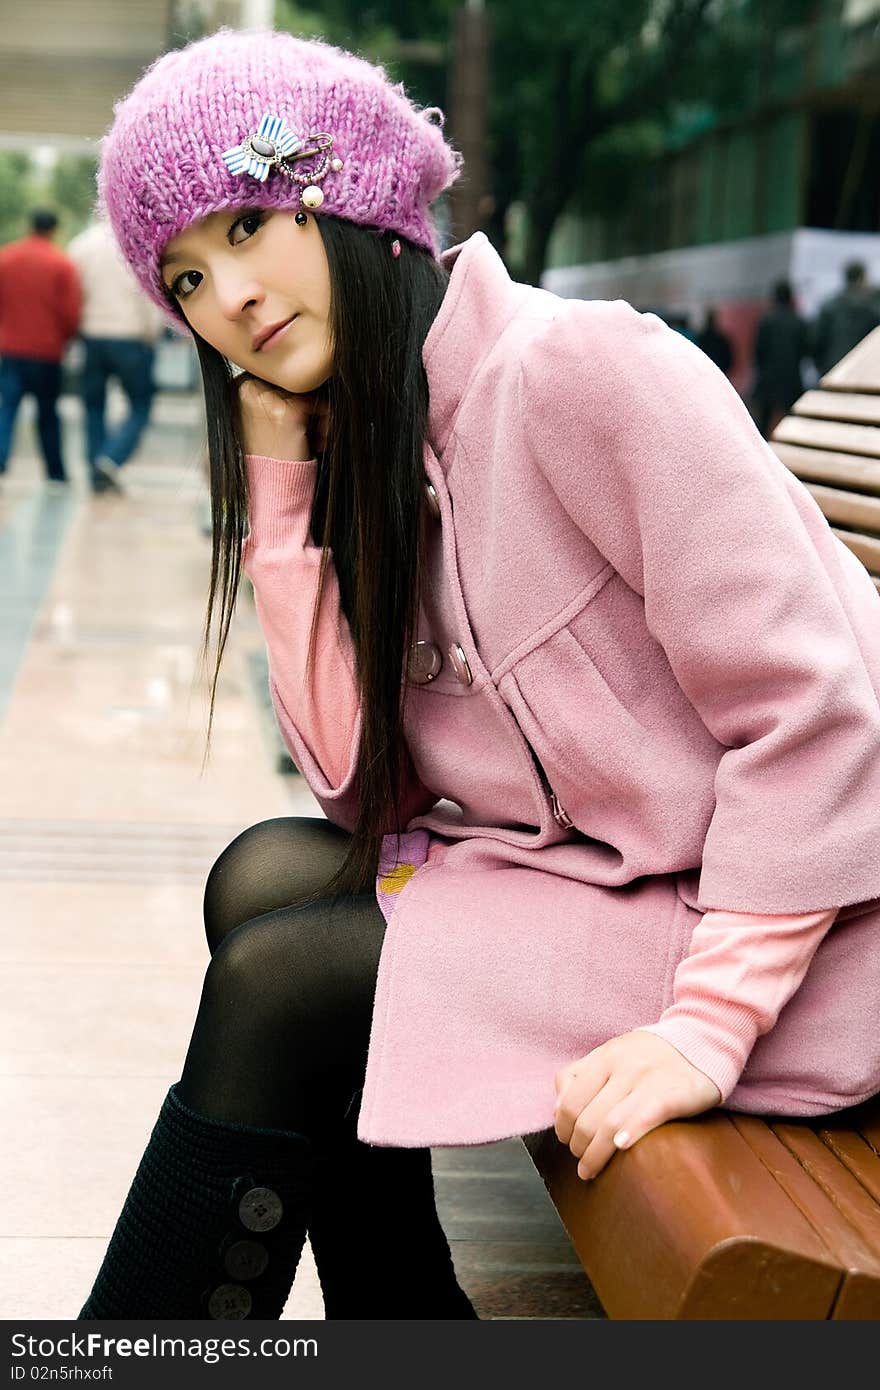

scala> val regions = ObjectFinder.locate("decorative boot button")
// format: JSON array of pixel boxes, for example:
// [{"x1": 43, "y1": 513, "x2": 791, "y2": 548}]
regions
[
  {"x1": 224, "y1": 1239, "x2": 270, "y2": 1280},
  {"x1": 207, "y1": 1283, "x2": 253, "y2": 1319},
  {"x1": 408, "y1": 640, "x2": 442, "y2": 684},
  {"x1": 238, "y1": 1186, "x2": 284, "y2": 1232},
  {"x1": 448, "y1": 642, "x2": 473, "y2": 686}
]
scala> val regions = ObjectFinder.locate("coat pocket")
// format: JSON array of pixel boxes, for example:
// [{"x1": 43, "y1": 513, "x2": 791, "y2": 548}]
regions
[{"x1": 500, "y1": 619, "x2": 717, "y2": 878}]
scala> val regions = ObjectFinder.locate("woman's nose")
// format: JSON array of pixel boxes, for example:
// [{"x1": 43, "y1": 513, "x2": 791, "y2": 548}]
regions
[{"x1": 215, "y1": 272, "x2": 265, "y2": 321}]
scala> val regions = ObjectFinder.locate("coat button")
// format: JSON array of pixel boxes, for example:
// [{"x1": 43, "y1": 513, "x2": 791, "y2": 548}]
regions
[
  {"x1": 448, "y1": 642, "x2": 473, "y2": 686},
  {"x1": 408, "y1": 640, "x2": 442, "y2": 684},
  {"x1": 238, "y1": 1186, "x2": 284, "y2": 1232},
  {"x1": 424, "y1": 480, "x2": 441, "y2": 520},
  {"x1": 224, "y1": 1238, "x2": 269, "y2": 1280},
  {"x1": 207, "y1": 1283, "x2": 253, "y2": 1319}
]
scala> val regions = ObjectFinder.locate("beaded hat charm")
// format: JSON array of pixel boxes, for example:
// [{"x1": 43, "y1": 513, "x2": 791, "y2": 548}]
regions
[{"x1": 221, "y1": 112, "x2": 344, "y2": 209}]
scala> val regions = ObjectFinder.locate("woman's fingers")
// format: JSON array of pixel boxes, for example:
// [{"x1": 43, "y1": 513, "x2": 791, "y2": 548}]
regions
[
  {"x1": 574, "y1": 1080, "x2": 670, "y2": 1180},
  {"x1": 552, "y1": 1032, "x2": 723, "y2": 1182},
  {"x1": 232, "y1": 376, "x2": 317, "y2": 460},
  {"x1": 565, "y1": 1076, "x2": 632, "y2": 1172},
  {"x1": 553, "y1": 1046, "x2": 612, "y2": 1145}
]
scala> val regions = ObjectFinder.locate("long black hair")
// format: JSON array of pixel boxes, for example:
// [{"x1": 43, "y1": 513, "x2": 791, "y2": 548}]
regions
[{"x1": 185, "y1": 214, "x2": 449, "y2": 899}]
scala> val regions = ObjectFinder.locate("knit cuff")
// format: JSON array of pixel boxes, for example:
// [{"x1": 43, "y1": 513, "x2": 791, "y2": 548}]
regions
[
  {"x1": 244, "y1": 455, "x2": 318, "y2": 549},
  {"x1": 634, "y1": 1000, "x2": 761, "y2": 1103}
]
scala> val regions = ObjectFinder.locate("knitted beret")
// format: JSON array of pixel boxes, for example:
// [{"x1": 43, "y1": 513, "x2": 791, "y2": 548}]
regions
[{"x1": 98, "y1": 27, "x2": 462, "y2": 317}]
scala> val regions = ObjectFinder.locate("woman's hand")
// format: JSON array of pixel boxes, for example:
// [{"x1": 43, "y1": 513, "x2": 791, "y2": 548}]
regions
[
  {"x1": 234, "y1": 375, "x2": 329, "y2": 461},
  {"x1": 553, "y1": 1031, "x2": 722, "y2": 1180}
]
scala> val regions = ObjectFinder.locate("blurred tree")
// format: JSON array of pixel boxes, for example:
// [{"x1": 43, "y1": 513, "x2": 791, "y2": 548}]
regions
[
  {"x1": 274, "y1": 0, "x2": 818, "y2": 281},
  {"x1": 276, "y1": 0, "x2": 448, "y2": 102},
  {"x1": 49, "y1": 155, "x2": 100, "y2": 242},
  {"x1": 274, "y1": 0, "x2": 338, "y2": 41},
  {"x1": 0, "y1": 152, "x2": 99, "y2": 249},
  {"x1": 0, "y1": 153, "x2": 37, "y2": 246},
  {"x1": 490, "y1": 0, "x2": 816, "y2": 282}
]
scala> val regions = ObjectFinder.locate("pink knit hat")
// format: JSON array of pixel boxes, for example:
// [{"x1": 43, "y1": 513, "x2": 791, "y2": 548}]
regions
[{"x1": 98, "y1": 28, "x2": 462, "y2": 317}]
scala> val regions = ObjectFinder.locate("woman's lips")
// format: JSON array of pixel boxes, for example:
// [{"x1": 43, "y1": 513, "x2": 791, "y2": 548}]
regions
[{"x1": 258, "y1": 315, "x2": 297, "y2": 352}]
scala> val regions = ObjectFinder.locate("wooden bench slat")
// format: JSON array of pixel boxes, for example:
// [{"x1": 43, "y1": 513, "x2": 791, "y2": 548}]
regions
[
  {"x1": 731, "y1": 1116, "x2": 880, "y2": 1275},
  {"x1": 525, "y1": 1114, "x2": 841, "y2": 1319},
  {"x1": 732, "y1": 1117, "x2": 879, "y2": 1321},
  {"x1": 818, "y1": 1128, "x2": 880, "y2": 1207},
  {"x1": 803, "y1": 482, "x2": 880, "y2": 533},
  {"x1": 773, "y1": 1125, "x2": 880, "y2": 1254},
  {"x1": 771, "y1": 442, "x2": 880, "y2": 495},
  {"x1": 772, "y1": 1123, "x2": 880, "y2": 1319},
  {"x1": 794, "y1": 391, "x2": 880, "y2": 427},
  {"x1": 830, "y1": 527, "x2": 880, "y2": 574},
  {"x1": 821, "y1": 327, "x2": 880, "y2": 393},
  {"x1": 772, "y1": 415, "x2": 880, "y2": 458}
]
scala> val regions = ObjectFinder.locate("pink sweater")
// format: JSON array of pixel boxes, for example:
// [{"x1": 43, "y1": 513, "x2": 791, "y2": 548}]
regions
[{"x1": 242, "y1": 453, "x2": 838, "y2": 1103}]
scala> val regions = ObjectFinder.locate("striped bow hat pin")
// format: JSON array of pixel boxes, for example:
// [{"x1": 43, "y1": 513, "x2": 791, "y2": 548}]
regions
[{"x1": 221, "y1": 113, "x2": 344, "y2": 210}]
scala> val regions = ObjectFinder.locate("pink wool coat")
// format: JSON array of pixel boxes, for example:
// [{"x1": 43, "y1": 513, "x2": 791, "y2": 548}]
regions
[{"x1": 269, "y1": 233, "x2": 880, "y2": 1147}]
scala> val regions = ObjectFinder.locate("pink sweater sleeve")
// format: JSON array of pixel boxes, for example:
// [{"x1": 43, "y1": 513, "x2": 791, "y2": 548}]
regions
[
  {"x1": 241, "y1": 454, "x2": 359, "y2": 790},
  {"x1": 636, "y1": 905, "x2": 839, "y2": 1100}
]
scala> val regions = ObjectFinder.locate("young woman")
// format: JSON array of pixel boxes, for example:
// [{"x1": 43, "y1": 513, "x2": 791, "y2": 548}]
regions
[{"x1": 79, "y1": 28, "x2": 880, "y2": 1321}]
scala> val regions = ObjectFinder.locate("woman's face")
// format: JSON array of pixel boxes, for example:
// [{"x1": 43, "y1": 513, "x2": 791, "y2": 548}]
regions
[{"x1": 160, "y1": 207, "x2": 333, "y2": 391}]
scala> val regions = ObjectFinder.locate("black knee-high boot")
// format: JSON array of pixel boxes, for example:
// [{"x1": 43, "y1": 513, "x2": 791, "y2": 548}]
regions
[
  {"x1": 79, "y1": 1084, "x2": 316, "y2": 1320},
  {"x1": 307, "y1": 1092, "x2": 478, "y2": 1319}
]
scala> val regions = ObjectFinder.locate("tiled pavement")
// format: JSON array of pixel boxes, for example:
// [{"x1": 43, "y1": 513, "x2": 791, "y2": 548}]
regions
[{"x1": 0, "y1": 391, "x2": 602, "y2": 1321}]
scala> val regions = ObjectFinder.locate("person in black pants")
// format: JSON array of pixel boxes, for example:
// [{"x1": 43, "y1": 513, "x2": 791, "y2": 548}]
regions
[
  {"x1": 0, "y1": 209, "x2": 80, "y2": 484},
  {"x1": 750, "y1": 280, "x2": 811, "y2": 439}
]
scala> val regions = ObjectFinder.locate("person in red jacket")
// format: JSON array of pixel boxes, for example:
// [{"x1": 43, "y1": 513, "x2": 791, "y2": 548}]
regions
[{"x1": 0, "y1": 209, "x2": 81, "y2": 484}]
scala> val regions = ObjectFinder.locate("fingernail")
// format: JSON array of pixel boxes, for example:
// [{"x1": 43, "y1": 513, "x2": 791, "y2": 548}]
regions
[{"x1": 613, "y1": 1130, "x2": 631, "y2": 1148}]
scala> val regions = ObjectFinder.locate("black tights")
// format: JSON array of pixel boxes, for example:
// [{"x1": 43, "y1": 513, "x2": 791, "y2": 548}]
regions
[
  {"x1": 176, "y1": 816, "x2": 470, "y2": 1318},
  {"x1": 178, "y1": 815, "x2": 383, "y2": 1134}
]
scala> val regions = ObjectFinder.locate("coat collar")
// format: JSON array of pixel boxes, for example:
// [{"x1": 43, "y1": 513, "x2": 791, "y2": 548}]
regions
[{"x1": 422, "y1": 231, "x2": 533, "y2": 461}]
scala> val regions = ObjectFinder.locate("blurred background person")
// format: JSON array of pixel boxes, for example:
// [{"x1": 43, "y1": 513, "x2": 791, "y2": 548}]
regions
[
  {"x1": 750, "y1": 280, "x2": 810, "y2": 440},
  {"x1": 68, "y1": 217, "x2": 165, "y2": 493},
  {"x1": 666, "y1": 311, "x2": 697, "y2": 342},
  {"x1": 812, "y1": 260, "x2": 880, "y2": 378},
  {"x1": 0, "y1": 208, "x2": 81, "y2": 486},
  {"x1": 696, "y1": 306, "x2": 734, "y2": 378}
]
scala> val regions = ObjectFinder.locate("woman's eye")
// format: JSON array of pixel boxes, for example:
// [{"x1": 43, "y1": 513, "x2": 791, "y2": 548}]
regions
[
  {"x1": 230, "y1": 212, "x2": 264, "y2": 243},
  {"x1": 172, "y1": 269, "x2": 203, "y2": 299},
  {"x1": 167, "y1": 212, "x2": 263, "y2": 299}
]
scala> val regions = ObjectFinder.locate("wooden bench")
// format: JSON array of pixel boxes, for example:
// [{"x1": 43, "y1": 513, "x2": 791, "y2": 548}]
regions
[
  {"x1": 524, "y1": 1099, "x2": 880, "y2": 1319},
  {"x1": 523, "y1": 329, "x2": 880, "y2": 1319},
  {"x1": 771, "y1": 325, "x2": 880, "y2": 592}
]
